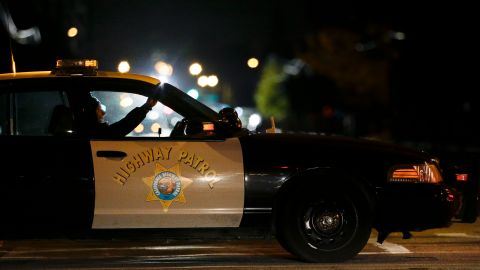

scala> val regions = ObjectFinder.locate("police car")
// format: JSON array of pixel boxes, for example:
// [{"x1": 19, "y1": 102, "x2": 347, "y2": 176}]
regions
[{"x1": 0, "y1": 60, "x2": 477, "y2": 263}]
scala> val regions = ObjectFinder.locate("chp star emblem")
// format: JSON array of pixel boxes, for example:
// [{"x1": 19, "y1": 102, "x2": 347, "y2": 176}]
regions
[{"x1": 143, "y1": 163, "x2": 192, "y2": 212}]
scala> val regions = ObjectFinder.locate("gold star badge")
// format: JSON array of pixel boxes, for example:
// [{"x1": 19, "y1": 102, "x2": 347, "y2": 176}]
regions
[{"x1": 143, "y1": 163, "x2": 192, "y2": 212}]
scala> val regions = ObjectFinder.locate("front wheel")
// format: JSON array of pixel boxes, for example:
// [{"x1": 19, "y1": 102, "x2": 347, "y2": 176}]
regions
[{"x1": 276, "y1": 182, "x2": 372, "y2": 262}]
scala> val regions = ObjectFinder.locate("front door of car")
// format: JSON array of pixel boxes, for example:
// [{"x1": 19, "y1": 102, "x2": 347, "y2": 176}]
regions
[{"x1": 90, "y1": 138, "x2": 244, "y2": 228}]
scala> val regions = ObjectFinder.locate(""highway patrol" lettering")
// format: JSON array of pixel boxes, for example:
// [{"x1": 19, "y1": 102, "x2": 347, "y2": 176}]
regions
[
  {"x1": 177, "y1": 150, "x2": 218, "y2": 188},
  {"x1": 113, "y1": 146, "x2": 218, "y2": 188},
  {"x1": 113, "y1": 146, "x2": 172, "y2": 185}
]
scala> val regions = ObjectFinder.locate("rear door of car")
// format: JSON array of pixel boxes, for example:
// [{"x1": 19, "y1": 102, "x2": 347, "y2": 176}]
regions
[{"x1": 0, "y1": 81, "x2": 94, "y2": 232}]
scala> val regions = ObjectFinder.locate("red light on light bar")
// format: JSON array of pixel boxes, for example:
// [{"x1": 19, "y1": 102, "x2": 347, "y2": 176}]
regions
[{"x1": 456, "y1": 174, "x2": 468, "y2": 182}]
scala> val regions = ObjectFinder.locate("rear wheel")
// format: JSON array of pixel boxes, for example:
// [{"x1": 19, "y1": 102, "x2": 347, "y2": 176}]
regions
[{"x1": 276, "y1": 181, "x2": 372, "y2": 262}]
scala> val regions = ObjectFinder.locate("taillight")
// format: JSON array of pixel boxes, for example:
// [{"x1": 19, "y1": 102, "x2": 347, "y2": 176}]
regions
[
  {"x1": 456, "y1": 173, "x2": 468, "y2": 182},
  {"x1": 389, "y1": 163, "x2": 443, "y2": 183}
]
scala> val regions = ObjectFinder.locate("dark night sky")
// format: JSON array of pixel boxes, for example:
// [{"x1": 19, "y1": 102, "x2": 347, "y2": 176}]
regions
[
  {"x1": 1, "y1": 0, "x2": 477, "y2": 142},
  {"x1": 2, "y1": 1, "x2": 472, "y2": 100},
  {"x1": 89, "y1": 0, "x2": 277, "y2": 105}
]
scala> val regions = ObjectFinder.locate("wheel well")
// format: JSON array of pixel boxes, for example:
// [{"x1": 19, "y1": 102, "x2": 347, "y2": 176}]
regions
[{"x1": 272, "y1": 167, "x2": 377, "y2": 233}]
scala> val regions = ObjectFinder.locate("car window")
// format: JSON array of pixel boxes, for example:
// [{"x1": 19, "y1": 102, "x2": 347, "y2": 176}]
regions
[
  {"x1": 91, "y1": 91, "x2": 182, "y2": 137},
  {"x1": 15, "y1": 91, "x2": 70, "y2": 136}
]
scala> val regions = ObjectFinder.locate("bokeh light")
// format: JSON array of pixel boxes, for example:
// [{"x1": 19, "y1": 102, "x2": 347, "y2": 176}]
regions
[
  {"x1": 67, "y1": 27, "x2": 78, "y2": 38},
  {"x1": 187, "y1": 89, "x2": 199, "y2": 99},
  {"x1": 155, "y1": 61, "x2": 173, "y2": 76},
  {"x1": 134, "y1": 124, "x2": 144, "y2": 133},
  {"x1": 120, "y1": 95, "x2": 133, "y2": 107},
  {"x1": 197, "y1": 75, "x2": 208, "y2": 87},
  {"x1": 247, "y1": 58, "x2": 259, "y2": 68},
  {"x1": 147, "y1": 110, "x2": 160, "y2": 120},
  {"x1": 151, "y1": 123, "x2": 161, "y2": 133},
  {"x1": 118, "y1": 61, "x2": 130, "y2": 73},
  {"x1": 189, "y1": 63, "x2": 202, "y2": 76},
  {"x1": 207, "y1": 75, "x2": 219, "y2": 87},
  {"x1": 248, "y1": 113, "x2": 262, "y2": 130}
]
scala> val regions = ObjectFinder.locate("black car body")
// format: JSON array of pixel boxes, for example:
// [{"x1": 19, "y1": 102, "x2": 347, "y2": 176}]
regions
[{"x1": 0, "y1": 60, "x2": 477, "y2": 262}]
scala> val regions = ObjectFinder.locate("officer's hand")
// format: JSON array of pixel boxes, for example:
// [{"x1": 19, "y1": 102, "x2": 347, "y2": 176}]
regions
[{"x1": 145, "y1": 98, "x2": 158, "y2": 109}]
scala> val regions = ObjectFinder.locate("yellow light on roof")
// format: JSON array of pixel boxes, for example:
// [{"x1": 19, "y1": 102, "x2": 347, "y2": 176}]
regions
[
  {"x1": 56, "y1": 59, "x2": 98, "y2": 69},
  {"x1": 84, "y1": 60, "x2": 97, "y2": 67},
  {"x1": 54, "y1": 59, "x2": 98, "y2": 76}
]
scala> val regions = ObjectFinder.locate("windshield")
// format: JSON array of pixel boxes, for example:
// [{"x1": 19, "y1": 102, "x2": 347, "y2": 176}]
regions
[{"x1": 155, "y1": 83, "x2": 219, "y2": 122}]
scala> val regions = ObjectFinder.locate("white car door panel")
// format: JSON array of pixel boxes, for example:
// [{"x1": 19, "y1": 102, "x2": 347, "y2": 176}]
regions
[{"x1": 91, "y1": 138, "x2": 244, "y2": 229}]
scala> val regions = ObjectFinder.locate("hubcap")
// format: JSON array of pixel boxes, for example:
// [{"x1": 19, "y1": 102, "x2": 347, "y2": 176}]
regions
[
  {"x1": 301, "y1": 199, "x2": 357, "y2": 250},
  {"x1": 313, "y1": 210, "x2": 342, "y2": 234}
]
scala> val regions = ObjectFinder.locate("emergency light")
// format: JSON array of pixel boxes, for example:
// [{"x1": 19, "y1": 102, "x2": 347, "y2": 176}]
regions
[{"x1": 52, "y1": 59, "x2": 98, "y2": 76}]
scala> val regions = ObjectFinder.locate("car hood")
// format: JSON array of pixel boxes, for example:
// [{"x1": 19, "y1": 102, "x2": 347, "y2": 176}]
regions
[{"x1": 239, "y1": 132, "x2": 434, "y2": 170}]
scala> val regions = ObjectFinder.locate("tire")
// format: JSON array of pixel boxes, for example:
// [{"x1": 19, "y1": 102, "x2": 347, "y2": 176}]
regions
[{"x1": 276, "y1": 180, "x2": 372, "y2": 262}]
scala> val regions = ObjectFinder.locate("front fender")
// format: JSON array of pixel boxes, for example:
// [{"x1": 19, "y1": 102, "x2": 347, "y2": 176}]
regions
[{"x1": 272, "y1": 167, "x2": 376, "y2": 228}]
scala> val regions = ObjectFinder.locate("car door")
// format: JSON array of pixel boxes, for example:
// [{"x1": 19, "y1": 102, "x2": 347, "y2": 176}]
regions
[
  {"x1": 91, "y1": 138, "x2": 244, "y2": 228},
  {"x1": 88, "y1": 91, "x2": 244, "y2": 229},
  {"x1": 0, "y1": 87, "x2": 94, "y2": 232}
]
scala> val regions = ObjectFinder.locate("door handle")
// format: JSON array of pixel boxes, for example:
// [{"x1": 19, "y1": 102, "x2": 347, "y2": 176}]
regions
[{"x1": 96, "y1": 150, "x2": 127, "y2": 158}]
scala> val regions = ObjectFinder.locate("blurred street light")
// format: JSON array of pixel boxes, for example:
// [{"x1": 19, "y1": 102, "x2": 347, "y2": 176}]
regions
[
  {"x1": 118, "y1": 61, "x2": 130, "y2": 73},
  {"x1": 155, "y1": 61, "x2": 173, "y2": 77},
  {"x1": 151, "y1": 123, "x2": 161, "y2": 133},
  {"x1": 147, "y1": 110, "x2": 160, "y2": 120},
  {"x1": 67, "y1": 27, "x2": 78, "y2": 38},
  {"x1": 247, "y1": 57, "x2": 259, "y2": 68},
  {"x1": 189, "y1": 63, "x2": 202, "y2": 76},
  {"x1": 247, "y1": 113, "x2": 262, "y2": 130},
  {"x1": 187, "y1": 88, "x2": 199, "y2": 99},
  {"x1": 234, "y1": 107, "x2": 244, "y2": 117},
  {"x1": 248, "y1": 113, "x2": 262, "y2": 130},
  {"x1": 207, "y1": 75, "x2": 218, "y2": 87},
  {"x1": 197, "y1": 75, "x2": 208, "y2": 87},
  {"x1": 134, "y1": 124, "x2": 144, "y2": 133},
  {"x1": 198, "y1": 74, "x2": 219, "y2": 88},
  {"x1": 120, "y1": 95, "x2": 133, "y2": 107}
]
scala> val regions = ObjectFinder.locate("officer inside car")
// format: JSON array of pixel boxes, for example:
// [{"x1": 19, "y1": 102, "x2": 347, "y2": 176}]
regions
[{"x1": 79, "y1": 93, "x2": 157, "y2": 137}]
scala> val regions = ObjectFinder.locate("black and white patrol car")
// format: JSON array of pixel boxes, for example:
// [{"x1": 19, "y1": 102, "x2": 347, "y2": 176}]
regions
[{"x1": 0, "y1": 60, "x2": 477, "y2": 262}]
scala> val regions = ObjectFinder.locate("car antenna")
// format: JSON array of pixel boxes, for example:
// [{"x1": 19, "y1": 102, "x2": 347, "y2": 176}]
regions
[
  {"x1": 266, "y1": 116, "x2": 276, "y2": 133},
  {"x1": 10, "y1": 39, "x2": 16, "y2": 74}
]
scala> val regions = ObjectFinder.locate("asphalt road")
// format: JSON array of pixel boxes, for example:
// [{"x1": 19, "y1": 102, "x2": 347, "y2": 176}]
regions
[{"x1": 1, "y1": 220, "x2": 480, "y2": 270}]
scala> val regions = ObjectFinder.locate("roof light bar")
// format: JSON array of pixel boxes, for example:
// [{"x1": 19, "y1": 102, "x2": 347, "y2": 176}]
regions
[{"x1": 52, "y1": 59, "x2": 98, "y2": 76}]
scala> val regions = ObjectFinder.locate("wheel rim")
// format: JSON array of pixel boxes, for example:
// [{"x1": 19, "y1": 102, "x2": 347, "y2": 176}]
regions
[{"x1": 301, "y1": 197, "x2": 358, "y2": 250}]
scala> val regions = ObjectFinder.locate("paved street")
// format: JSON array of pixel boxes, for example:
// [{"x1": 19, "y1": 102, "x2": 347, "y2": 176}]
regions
[{"x1": 1, "y1": 220, "x2": 479, "y2": 269}]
